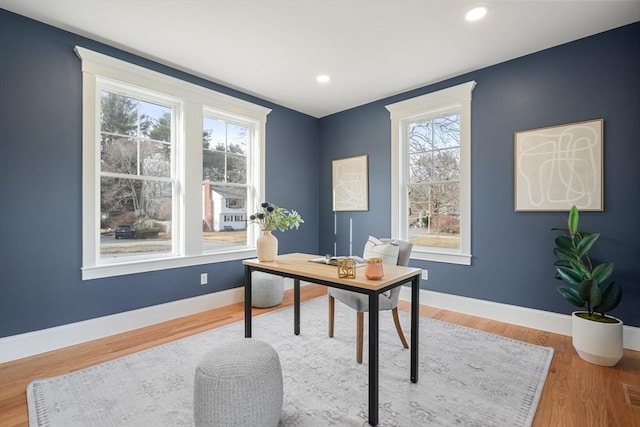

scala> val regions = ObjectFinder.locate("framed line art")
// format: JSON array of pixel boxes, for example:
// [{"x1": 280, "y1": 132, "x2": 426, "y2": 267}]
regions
[
  {"x1": 332, "y1": 154, "x2": 369, "y2": 211},
  {"x1": 514, "y1": 118, "x2": 603, "y2": 211}
]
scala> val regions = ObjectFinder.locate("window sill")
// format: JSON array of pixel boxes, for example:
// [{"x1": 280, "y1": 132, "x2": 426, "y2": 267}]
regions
[
  {"x1": 82, "y1": 249, "x2": 256, "y2": 280},
  {"x1": 411, "y1": 249, "x2": 471, "y2": 265}
]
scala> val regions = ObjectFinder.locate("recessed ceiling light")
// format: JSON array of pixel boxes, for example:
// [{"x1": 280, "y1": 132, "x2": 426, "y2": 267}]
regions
[
  {"x1": 465, "y1": 6, "x2": 488, "y2": 22},
  {"x1": 316, "y1": 74, "x2": 330, "y2": 83}
]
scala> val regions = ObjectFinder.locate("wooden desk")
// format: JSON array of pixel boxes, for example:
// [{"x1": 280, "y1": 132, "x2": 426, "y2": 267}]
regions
[{"x1": 243, "y1": 253, "x2": 421, "y2": 426}]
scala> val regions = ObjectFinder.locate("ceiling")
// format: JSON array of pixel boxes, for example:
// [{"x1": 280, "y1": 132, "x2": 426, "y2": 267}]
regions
[{"x1": 2, "y1": 1, "x2": 639, "y2": 118}]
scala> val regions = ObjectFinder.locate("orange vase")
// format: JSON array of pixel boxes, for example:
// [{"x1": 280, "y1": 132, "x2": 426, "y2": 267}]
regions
[{"x1": 364, "y1": 258, "x2": 384, "y2": 280}]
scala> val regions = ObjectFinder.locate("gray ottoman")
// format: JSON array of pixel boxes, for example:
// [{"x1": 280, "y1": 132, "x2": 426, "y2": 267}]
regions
[
  {"x1": 251, "y1": 272, "x2": 284, "y2": 308},
  {"x1": 194, "y1": 339, "x2": 283, "y2": 427}
]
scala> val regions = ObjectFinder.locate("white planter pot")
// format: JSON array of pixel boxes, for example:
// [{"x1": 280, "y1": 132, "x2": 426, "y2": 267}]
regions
[{"x1": 571, "y1": 311, "x2": 623, "y2": 367}]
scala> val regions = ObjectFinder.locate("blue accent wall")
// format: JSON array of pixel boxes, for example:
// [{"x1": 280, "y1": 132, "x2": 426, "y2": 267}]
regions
[
  {"x1": 0, "y1": 9, "x2": 319, "y2": 337},
  {"x1": 1, "y1": 7, "x2": 638, "y2": 339},
  {"x1": 319, "y1": 22, "x2": 640, "y2": 327}
]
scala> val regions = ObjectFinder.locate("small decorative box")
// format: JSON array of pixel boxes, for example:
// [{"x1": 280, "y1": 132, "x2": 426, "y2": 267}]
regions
[{"x1": 337, "y1": 258, "x2": 356, "y2": 279}]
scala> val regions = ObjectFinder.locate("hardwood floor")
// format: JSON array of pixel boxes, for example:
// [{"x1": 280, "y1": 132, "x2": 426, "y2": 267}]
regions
[{"x1": 1, "y1": 285, "x2": 638, "y2": 427}]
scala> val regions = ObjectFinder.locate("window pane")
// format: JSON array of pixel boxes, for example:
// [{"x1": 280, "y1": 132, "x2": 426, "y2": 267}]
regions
[
  {"x1": 409, "y1": 148, "x2": 460, "y2": 183},
  {"x1": 101, "y1": 137, "x2": 138, "y2": 175},
  {"x1": 432, "y1": 148, "x2": 460, "y2": 181},
  {"x1": 100, "y1": 177, "x2": 173, "y2": 258},
  {"x1": 227, "y1": 122, "x2": 248, "y2": 153},
  {"x1": 408, "y1": 122, "x2": 430, "y2": 155},
  {"x1": 203, "y1": 149, "x2": 226, "y2": 182},
  {"x1": 201, "y1": 114, "x2": 255, "y2": 252},
  {"x1": 226, "y1": 152, "x2": 247, "y2": 183},
  {"x1": 431, "y1": 114, "x2": 460, "y2": 150},
  {"x1": 100, "y1": 91, "x2": 138, "y2": 136},
  {"x1": 101, "y1": 90, "x2": 173, "y2": 178},
  {"x1": 203, "y1": 116, "x2": 248, "y2": 183},
  {"x1": 140, "y1": 101, "x2": 172, "y2": 142},
  {"x1": 204, "y1": 117, "x2": 226, "y2": 150},
  {"x1": 409, "y1": 113, "x2": 461, "y2": 186},
  {"x1": 139, "y1": 140, "x2": 171, "y2": 178},
  {"x1": 202, "y1": 184, "x2": 247, "y2": 251},
  {"x1": 408, "y1": 182, "x2": 460, "y2": 249},
  {"x1": 410, "y1": 115, "x2": 460, "y2": 152}
]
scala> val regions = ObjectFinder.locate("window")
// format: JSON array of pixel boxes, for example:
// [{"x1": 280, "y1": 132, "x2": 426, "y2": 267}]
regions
[
  {"x1": 386, "y1": 81, "x2": 475, "y2": 265},
  {"x1": 202, "y1": 114, "x2": 252, "y2": 247},
  {"x1": 99, "y1": 87, "x2": 176, "y2": 260},
  {"x1": 77, "y1": 46, "x2": 270, "y2": 279}
]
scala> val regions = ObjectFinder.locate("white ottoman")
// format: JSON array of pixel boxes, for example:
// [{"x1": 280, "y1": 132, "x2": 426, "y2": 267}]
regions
[
  {"x1": 251, "y1": 271, "x2": 284, "y2": 308},
  {"x1": 194, "y1": 339, "x2": 283, "y2": 427}
]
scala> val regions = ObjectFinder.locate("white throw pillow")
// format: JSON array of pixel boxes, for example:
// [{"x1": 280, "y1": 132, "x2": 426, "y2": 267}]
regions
[{"x1": 363, "y1": 236, "x2": 399, "y2": 265}]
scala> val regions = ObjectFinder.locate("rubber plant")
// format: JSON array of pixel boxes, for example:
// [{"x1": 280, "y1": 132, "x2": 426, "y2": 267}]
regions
[{"x1": 552, "y1": 205, "x2": 622, "y2": 322}]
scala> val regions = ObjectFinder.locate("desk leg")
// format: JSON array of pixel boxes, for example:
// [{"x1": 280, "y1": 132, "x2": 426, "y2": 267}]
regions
[
  {"x1": 294, "y1": 278, "x2": 300, "y2": 335},
  {"x1": 411, "y1": 274, "x2": 419, "y2": 383},
  {"x1": 368, "y1": 292, "x2": 379, "y2": 426},
  {"x1": 244, "y1": 266, "x2": 252, "y2": 338}
]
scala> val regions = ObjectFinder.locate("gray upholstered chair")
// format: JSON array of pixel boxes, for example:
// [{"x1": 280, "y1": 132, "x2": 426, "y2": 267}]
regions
[{"x1": 328, "y1": 238, "x2": 413, "y2": 363}]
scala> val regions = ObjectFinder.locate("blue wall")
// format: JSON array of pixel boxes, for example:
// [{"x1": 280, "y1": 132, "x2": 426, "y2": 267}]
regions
[
  {"x1": 319, "y1": 22, "x2": 640, "y2": 327},
  {"x1": 0, "y1": 10, "x2": 319, "y2": 337}
]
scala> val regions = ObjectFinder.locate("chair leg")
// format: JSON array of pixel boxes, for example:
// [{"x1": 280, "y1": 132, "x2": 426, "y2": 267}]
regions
[
  {"x1": 328, "y1": 295, "x2": 335, "y2": 338},
  {"x1": 356, "y1": 311, "x2": 364, "y2": 364},
  {"x1": 392, "y1": 307, "x2": 409, "y2": 349}
]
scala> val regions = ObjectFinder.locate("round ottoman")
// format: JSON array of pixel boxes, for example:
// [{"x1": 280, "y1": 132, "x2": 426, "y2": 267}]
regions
[
  {"x1": 251, "y1": 272, "x2": 284, "y2": 308},
  {"x1": 193, "y1": 339, "x2": 283, "y2": 427}
]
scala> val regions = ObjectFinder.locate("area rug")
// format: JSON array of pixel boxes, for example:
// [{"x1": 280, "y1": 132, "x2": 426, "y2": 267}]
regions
[{"x1": 27, "y1": 295, "x2": 553, "y2": 426}]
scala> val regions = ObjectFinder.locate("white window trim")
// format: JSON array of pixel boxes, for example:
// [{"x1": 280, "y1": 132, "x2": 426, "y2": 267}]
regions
[
  {"x1": 76, "y1": 46, "x2": 270, "y2": 280},
  {"x1": 386, "y1": 81, "x2": 476, "y2": 265}
]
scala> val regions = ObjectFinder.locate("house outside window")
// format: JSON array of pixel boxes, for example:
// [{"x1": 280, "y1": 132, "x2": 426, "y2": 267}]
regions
[
  {"x1": 386, "y1": 81, "x2": 475, "y2": 265},
  {"x1": 77, "y1": 46, "x2": 270, "y2": 280}
]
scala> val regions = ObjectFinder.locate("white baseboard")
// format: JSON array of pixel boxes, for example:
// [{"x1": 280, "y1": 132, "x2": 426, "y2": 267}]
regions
[
  {"x1": 399, "y1": 288, "x2": 640, "y2": 352},
  {"x1": 2, "y1": 281, "x2": 637, "y2": 364},
  {"x1": 0, "y1": 278, "x2": 296, "y2": 364}
]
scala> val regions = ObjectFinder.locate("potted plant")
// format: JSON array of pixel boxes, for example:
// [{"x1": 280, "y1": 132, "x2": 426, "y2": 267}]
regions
[
  {"x1": 249, "y1": 202, "x2": 303, "y2": 261},
  {"x1": 553, "y1": 205, "x2": 623, "y2": 366}
]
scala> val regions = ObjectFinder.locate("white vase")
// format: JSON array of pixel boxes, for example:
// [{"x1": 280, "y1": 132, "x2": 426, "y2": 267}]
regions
[
  {"x1": 571, "y1": 311, "x2": 623, "y2": 367},
  {"x1": 257, "y1": 229, "x2": 278, "y2": 261}
]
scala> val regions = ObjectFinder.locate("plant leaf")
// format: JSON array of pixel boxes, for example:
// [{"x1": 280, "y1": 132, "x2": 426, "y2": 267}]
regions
[
  {"x1": 553, "y1": 247, "x2": 576, "y2": 261},
  {"x1": 568, "y1": 258, "x2": 590, "y2": 277},
  {"x1": 553, "y1": 260, "x2": 573, "y2": 269},
  {"x1": 558, "y1": 286, "x2": 586, "y2": 308},
  {"x1": 576, "y1": 232, "x2": 599, "y2": 257},
  {"x1": 555, "y1": 266, "x2": 583, "y2": 287},
  {"x1": 568, "y1": 205, "x2": 579, "y2": 235},
  {"x1": 592, "y1": 262, "x2": 614, "y2": 285},
  {"x1": 554, "y1": 236, "x2": 574, "y2": 251},
  {"x1": 589, "y1": 280, "x2": 602, "y2": 307},
  {"x1": 578, "y1": 278, "x2": 596, "y2": 301},
  {"x1": 595, "y1": 282, "x2": 622, "y2": 314}
]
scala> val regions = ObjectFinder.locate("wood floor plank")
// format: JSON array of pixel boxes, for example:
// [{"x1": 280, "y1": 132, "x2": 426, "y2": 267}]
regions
[{"x1": 1, "y1": 285, "x2": 638, "y2": 427}]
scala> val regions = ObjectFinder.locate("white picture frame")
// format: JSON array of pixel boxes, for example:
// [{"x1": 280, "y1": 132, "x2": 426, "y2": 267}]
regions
[
  {"x1": 514, "y1": 119, "x2": 603, "y2": 211},
  {"x1": 332, "y1": 154, "x2": 369, "y2": 211}
]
